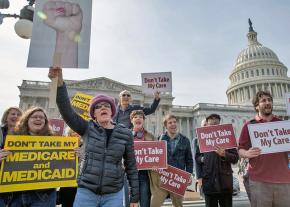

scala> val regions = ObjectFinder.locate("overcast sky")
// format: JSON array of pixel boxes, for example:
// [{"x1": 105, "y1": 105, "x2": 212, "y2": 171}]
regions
[{"x1": 1, "y1": 0, "x2": 290, "y2": 117}]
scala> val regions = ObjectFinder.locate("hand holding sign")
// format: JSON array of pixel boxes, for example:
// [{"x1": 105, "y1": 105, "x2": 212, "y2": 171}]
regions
[
  {"x1": 154, "y1": 91, "x2": 161, "y2": 100},
  {"x1": 48, "y1": 67, "x2": 64, "y2": 87},
  {"x1": 215, "y1": 146, "x2": 226, "y2": 157},
  {"x1": 245, "y1": 147, "x2": 261, "y2": 158},
  {"x1": 0, "y1": 150, "x2": 11, "y2": 161}
]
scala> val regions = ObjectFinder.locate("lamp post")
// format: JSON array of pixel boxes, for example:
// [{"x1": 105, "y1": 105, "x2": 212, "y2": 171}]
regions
[{"x1": 0, "y1": 0, "x2": 35, "y2": 39}]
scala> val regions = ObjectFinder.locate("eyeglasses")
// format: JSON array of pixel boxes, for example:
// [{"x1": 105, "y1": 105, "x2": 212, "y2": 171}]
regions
[
  {"x1": 30, "y1": 116, "x2": 46, "y2": 120},
  {"x1": 95, "y1": 102, "x2": 111, "y2": 109},
  {"x1": 122, "y1": 94, "x2": 131, "y2": 97}
]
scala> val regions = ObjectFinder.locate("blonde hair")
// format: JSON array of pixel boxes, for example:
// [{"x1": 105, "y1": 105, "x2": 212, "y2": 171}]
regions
[
  {"x1": 163, "y1": 114, "x2": 177, "y2": 127},
  {"x1": 1, "y1": 107, "x2": 23, "y2": 125},
  {"x1": 14, "y1": 107, "x2": 53, "y2": 136}
]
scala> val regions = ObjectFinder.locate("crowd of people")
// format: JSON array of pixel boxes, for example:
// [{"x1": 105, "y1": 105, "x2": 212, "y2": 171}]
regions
[{"x1": 0, "y1": 68, "x2": 289, "y2": 207}]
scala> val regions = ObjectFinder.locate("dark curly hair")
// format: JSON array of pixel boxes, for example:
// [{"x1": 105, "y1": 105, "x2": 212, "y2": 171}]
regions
[{"x1": 252, "y1": 91, "x2": 273, "y2": 112}]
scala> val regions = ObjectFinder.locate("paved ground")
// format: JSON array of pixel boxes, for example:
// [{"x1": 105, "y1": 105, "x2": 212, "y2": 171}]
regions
[{"x1": 161, "y1": 166, "x2": 251, "y2": 206}]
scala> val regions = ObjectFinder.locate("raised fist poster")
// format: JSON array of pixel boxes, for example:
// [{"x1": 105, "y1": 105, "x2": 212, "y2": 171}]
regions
[{"x1": 27, "y1": 0, "x2": 92, "y2": 68}]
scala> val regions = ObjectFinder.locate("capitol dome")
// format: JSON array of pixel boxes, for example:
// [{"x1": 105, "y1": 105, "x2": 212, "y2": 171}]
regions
[{"x1": 226, "y1": 19, "x2": 290, "y2": 106}]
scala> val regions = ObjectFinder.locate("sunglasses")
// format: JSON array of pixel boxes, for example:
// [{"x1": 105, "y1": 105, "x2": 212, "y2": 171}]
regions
[
  {"x1": 122, "y1": 94, "x2": 131, "y2": 97},
  {"x1": 95, "y1": 102, "x2": 111, "y2": 109}
]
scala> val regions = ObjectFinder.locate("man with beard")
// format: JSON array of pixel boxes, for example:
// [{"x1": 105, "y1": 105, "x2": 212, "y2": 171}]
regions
[{"x1": 239, "y1": 91, "x2": 290, "y2": 207}]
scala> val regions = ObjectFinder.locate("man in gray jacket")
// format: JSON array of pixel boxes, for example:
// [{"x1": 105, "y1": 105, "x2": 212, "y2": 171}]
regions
[{"x1": 114, "y1": 90, "x2": 160, "y2": 129}]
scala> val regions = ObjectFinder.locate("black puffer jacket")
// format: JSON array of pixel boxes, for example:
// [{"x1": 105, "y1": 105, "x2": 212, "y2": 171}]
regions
[
  {"x1": 195, "y1": 146, "x2": 238, "y2": 194},
  {"x1": 56, "y1": 84, "x2": 139, "y2": 203}
]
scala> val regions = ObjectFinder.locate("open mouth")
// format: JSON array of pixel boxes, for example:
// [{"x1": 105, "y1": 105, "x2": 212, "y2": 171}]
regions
[
  {"x1": 33, "y1": 122, "x2": 43, "y2": 126},
  {"x1": 100, "y1": 112, "x2": 108, "y2": 116}
]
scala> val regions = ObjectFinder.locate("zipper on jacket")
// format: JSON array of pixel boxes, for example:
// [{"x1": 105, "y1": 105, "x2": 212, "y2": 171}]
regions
[{"x1": 99, "y1": 129, "x2": 108, "y2": 194}]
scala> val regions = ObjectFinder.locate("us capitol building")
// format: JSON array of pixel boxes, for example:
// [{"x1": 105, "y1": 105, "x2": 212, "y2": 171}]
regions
[{"x1": 18, "y1": 21, "x2": 290, "y2": 140}]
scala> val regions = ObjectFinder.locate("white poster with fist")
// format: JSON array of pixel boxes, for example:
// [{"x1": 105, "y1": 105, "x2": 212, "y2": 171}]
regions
[{"x1": 27, "y1": 0, "x2": 92, "y2": 68}]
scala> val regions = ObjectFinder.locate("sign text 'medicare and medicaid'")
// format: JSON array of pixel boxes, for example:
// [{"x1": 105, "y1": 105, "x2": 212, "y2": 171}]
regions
[
  {"x1": 134, "y1": 141, "x2": 167, "y2": 170},
  {"x1": 157, "y1": 165, "x2": 191, "y2": 197},
  {"x1": 0, "y1": 135, "x2": 78, "y2": 193},
  {"x1": 196, "y1": 124, "x2": 237, "y2": 153},
  {"x1": 248, "y1": 120, "x2": 290, "y2": 154},
  {"x1": 141, "y1": 72, "x2": 172, "y2": 94},
  {"x1": 71, "y1": 92, "x2": 93, "y2": 120}
]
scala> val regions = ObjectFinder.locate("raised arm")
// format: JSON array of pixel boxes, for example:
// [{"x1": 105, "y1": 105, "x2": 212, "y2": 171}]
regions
[
  {"x1": 48, "y1": 68, "x2": 88, "y2": 136},
  {"x1": 142, "y1": 91, "x2": 160, "y2": 116}
]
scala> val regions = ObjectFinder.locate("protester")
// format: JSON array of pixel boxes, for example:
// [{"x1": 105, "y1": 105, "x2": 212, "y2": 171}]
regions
[
  {"x1": 239, "y1": 91, "x2": 290, "y2": 207},
  {"x1": 130, "y1": 110, "x2": 156, "y2": 207},
  {"x1": 0, "y1": 106, "x2": 22, "y2": 207},
  {"x1": 58, "y1": 128, "x2": 82, "y2": 207},
  {"x1": 114, "y1": 89, "x2": 160, "y2": 129},
  {"x1": 114, "y1": 89, "x2": 160, "y2": 207},
  {"x1": 193, "y1": 119, "x2": 207, "y2": 200},
  {"x1": 6, "y1": 107, "x2": 57, "y2": 207},
  {"x1": 0, "y1": 107, "x2": 23, "y2": 148},
  {"x1": 150, "y1": 114, "x2": 193, "y2": 207},
  {"x1": 48, "y1": 67, "x2": 139, "y2": 207},
  {"x1": 195, "y1": 114, "x2": 239, "y2": 207}
]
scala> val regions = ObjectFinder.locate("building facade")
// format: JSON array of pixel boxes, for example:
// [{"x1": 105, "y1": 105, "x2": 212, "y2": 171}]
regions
[{"x1": 18, "y1": 21, "x2": 289, "y2": 140}]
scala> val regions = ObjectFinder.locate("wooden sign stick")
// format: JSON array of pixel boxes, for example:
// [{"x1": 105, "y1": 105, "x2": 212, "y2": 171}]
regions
[{"x1": 49, "y1": 52, "x2": 62, "y2": 109}]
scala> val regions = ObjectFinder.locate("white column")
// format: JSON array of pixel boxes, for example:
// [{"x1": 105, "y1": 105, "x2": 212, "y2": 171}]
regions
[
  {"x1": 156, "y1": 107, "x2": 160, "y2": 136},
  {"x1": 235, "y1": 90, "x2": 238, "y2": 103},
  {"x1": 179, "y1": 118, "x2": 182, "y2": 134},
  {"x1": 249, "y1": 86, "x2": 253, "y2": 99},
  {"x1": 187, "y1": 118, "x2": 190, "y2": 139},
  {"x1": 282, "y1": 83, "x2": 286, "y2": 94},
  {"x1": 275, "y1": 83, "x2": 279, "y2": 97}
]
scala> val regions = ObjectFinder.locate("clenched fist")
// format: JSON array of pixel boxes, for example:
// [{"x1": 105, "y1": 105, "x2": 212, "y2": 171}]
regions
[
  {"x1": 42, "y1": 1, "x2": 83, "y2": 67},
  {"x1": 43, "y1": 1, "x2": 83, "y2": 36}
]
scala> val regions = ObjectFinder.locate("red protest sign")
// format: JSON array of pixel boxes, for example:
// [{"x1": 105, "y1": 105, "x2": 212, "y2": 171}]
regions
[
  {"x1": 134, "y1": 141, "x2": 167, "y2": 170},
  {"x1": 196, "y1": 124, "x2": 237, "y2": 153},
  {"x1": 157, "y1": 165, "x2": 191, "y2": 197},
  {"x1": 49, "y1": 119, "x2": 65, "y2": 136}
]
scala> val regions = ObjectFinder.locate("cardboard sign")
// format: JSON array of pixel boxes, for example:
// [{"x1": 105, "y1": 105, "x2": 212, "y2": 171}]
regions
[
  {"x1": 27, "y1": 0, "x2": 92, "y2": 68},
  {"x1": 71, "y1": 92, "x2": 93, "y2": 120},
  {"x1": 49, "y1": 118, "x2": 65, "y2": 136},
  {"x1": 248, "y1": 120, "x2": 290, "y2": 154},
  {"x1": 141, "y1": 72, "x2": 172, "y2": 94},
  {"x1": 286, "y1": 93, "x2": 290, "y2": 116},
  {"x1": 157, "y1": 165, "x2": 191, "y2": 197},
  {"x1": 196, "y1": 124, "x2": 237, "y2": 153},
  {"x1": 134, "y1": 141, "x2": 167, "y2": 170},
  {"x1": 0, "y1": 135, "x2": 78, "y2": 193}
]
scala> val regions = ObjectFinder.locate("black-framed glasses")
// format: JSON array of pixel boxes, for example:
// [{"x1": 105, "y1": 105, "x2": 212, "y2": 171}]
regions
[
  {"x1": 122, "y1": 94, "x2": 131, "y2": 97},
  {"x1": 95, "y1": 102, "x2": 111, "y2": 109},
  {"x1": 30, "y1": 115, "x2": 46, "y2": 120}
]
